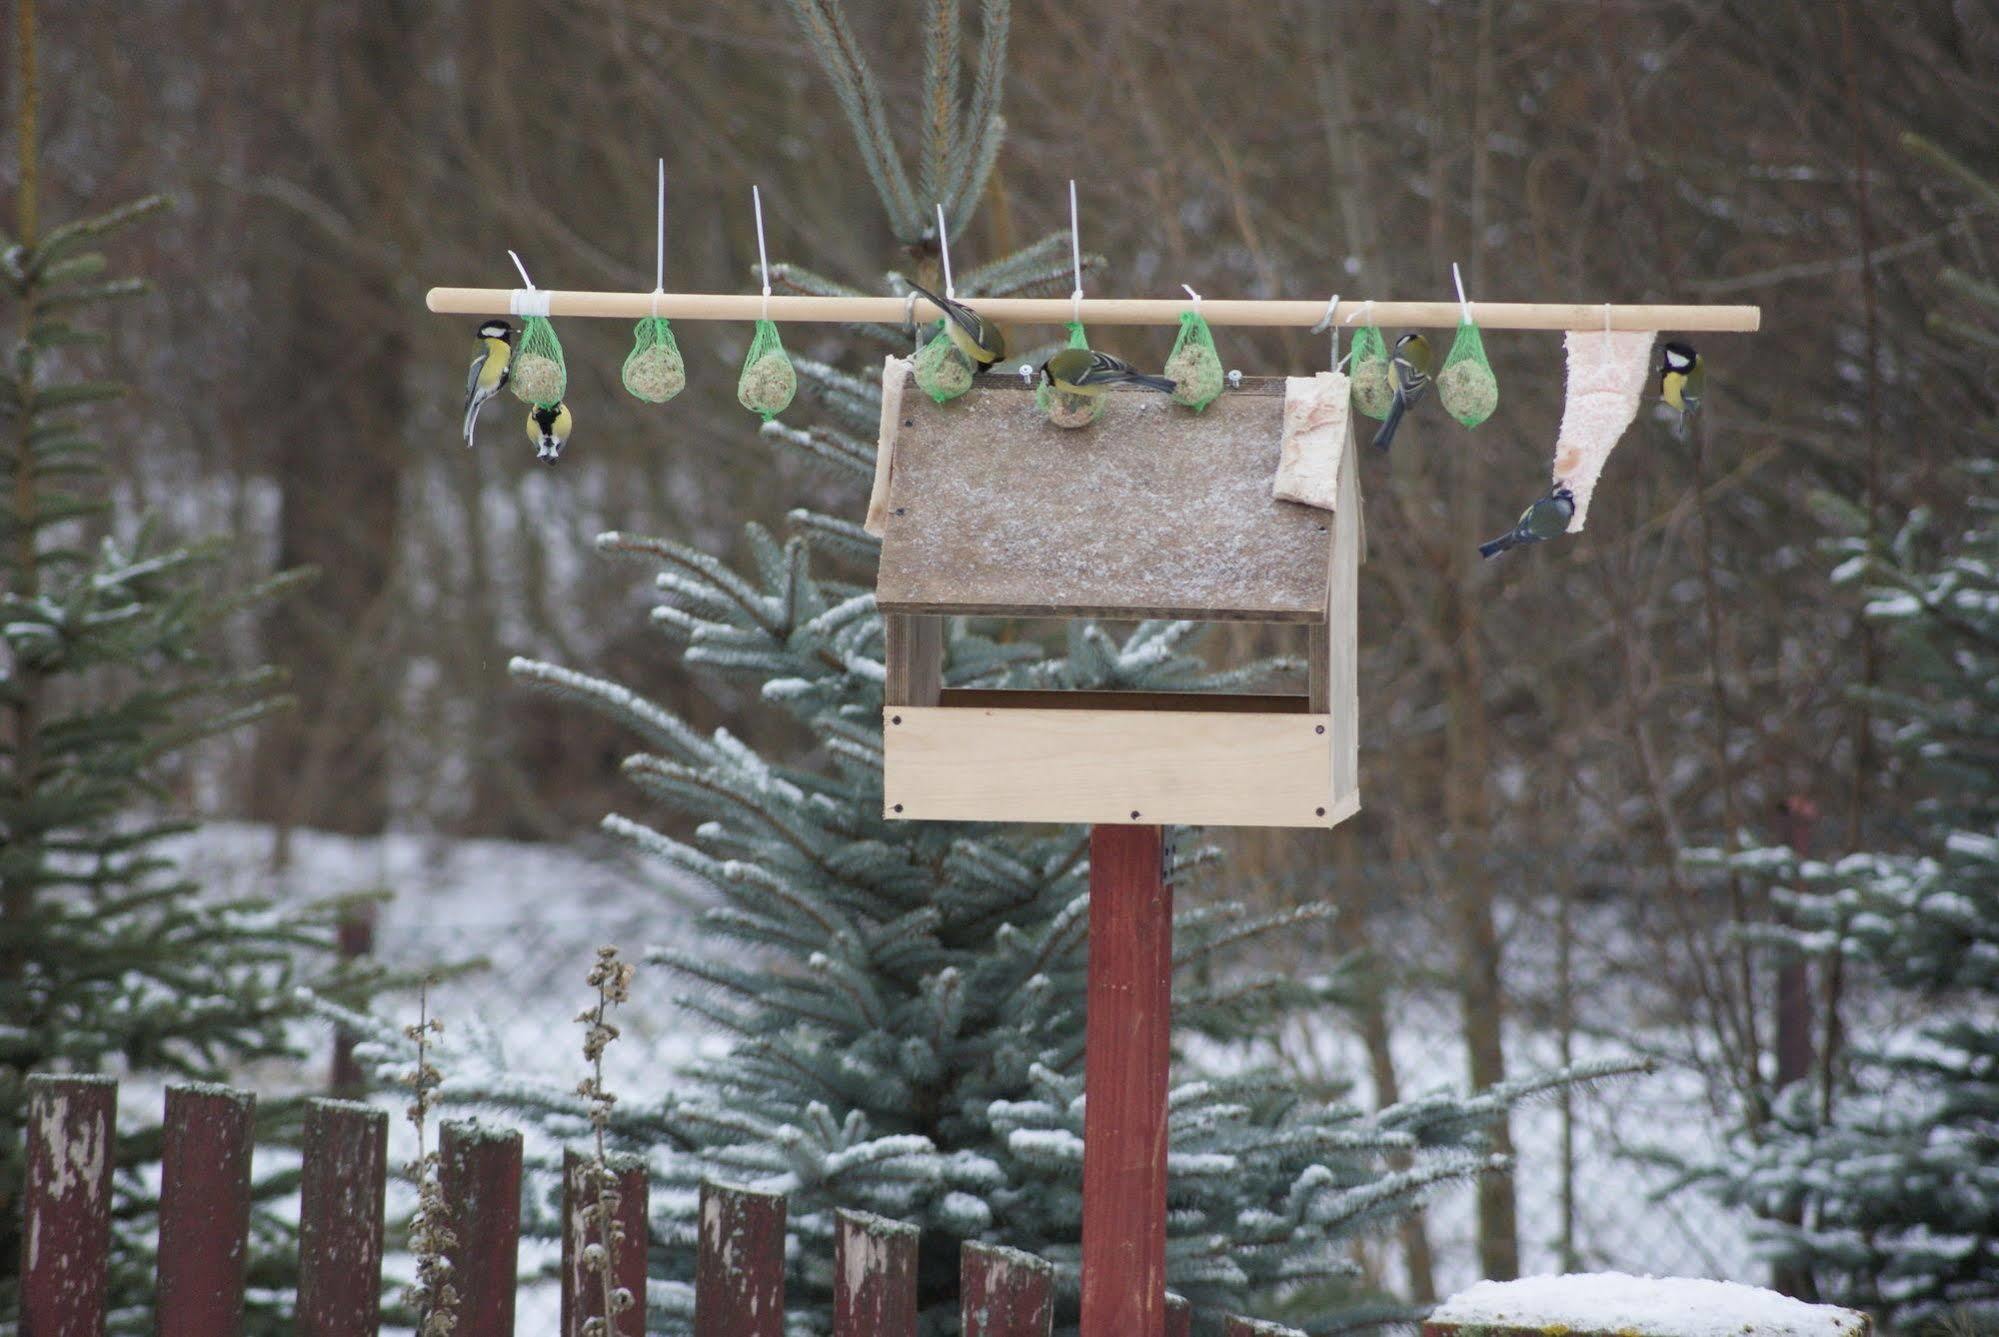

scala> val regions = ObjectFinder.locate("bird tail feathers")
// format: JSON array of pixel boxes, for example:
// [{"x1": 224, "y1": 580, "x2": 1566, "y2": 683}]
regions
[
  {"x1": 1126, "y1": 372, "x2": 1178, "y2": 394},
  {"x1": 1372, "y1": 394, "x2": 1407, "y2": 452},
  {"x1": 1478, "y1": 533, "x2": 1513, "y2": 560}
]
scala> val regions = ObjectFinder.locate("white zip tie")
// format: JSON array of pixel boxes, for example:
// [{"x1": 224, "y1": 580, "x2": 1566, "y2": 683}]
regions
[
  {"x1": 507, "y1": 250, "x2": 551, "y2": 318},
  {"x1": 1312, "y1": 294, "x2": 1342, "y2": 369},
  {"x1": 936, "y1": 203, "x2": 956, "y2": 302},
  {"x1": 753, "y1": 184, "x2": 772, "y2": 322},
  {"x1": 905, "y1": 290, "x2": 921, "y2": 353},
  {"x1": 652, "y1": 158, "x2": 666, "y2": 319},
  {"x1": 1068, "y1": 178, "x2": 1084, "y2": 327},
  {"x1": 1453, "y1": 261, "x2": 1473, "y2": 324},
  {"x1": 1182, "y1": 283, "x2": 1203, "y2": 310},
  {"x1": 1345, "y1": 298, "x2": 1374, "y2": 326}
]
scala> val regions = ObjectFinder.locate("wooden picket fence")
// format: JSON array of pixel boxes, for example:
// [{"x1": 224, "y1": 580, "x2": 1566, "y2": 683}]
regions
[{"x1": 18, "y1": 1073, "x2": 1302, "y2": 1336}]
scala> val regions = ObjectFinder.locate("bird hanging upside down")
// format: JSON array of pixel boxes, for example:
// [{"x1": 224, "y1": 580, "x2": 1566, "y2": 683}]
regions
[
  {"x1": 1479, "y1": 485, "x2": 1575, "y2": 559},
  {"x1": 1038, "y1": 347, "x2": 1178, "y2": 396},
  {"x1": 527, "y1": 400, "x2": 572, "y2": 464},
  {"x1": 462, "y1": 319, "x2": 515, "y2": 447},
  {"x1": 906, "y1": 280, "x2": 1007, "y2": 370}
]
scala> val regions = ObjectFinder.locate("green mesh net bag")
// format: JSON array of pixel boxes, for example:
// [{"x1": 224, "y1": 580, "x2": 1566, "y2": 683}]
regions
[
  {"x1": 1037, "y1": 321, "x2": 1103, "y2": 429},
  {"x1": 736, "y1": 317, "x2": 796, "y2": 420},
  {"x1": 1348, "y1": 322, "x2": 1394, "y2": 420},
  {"x1": 913, "y1": 319, "x2": 975, "y2": 404},
  {"x1": 622, "y1": 316, "x2": 686, "y2": 404},
  {"x1": 1165, "y1": 309, "x2": 1224, "y2": 411},
  {"x1": 508, "y1": 314, "x2": 566, "y2": 408},
  {"x1": 1436, "y1": 317, "x2": 1499, "y2": 427}
]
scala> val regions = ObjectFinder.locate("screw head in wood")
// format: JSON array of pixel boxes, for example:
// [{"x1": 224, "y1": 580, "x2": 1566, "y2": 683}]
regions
[
  {"x1": 891, "y1": 714, "x2": 902, "y2": 724},
  {"x1": 893, "y1": 803, "x2": 904, "y2": 813},
  {"x1": 1130, "y1": 810, "x2": 1141, "y2": 820},
  {"x1": 1316, "y1": 807, "x2": 1326, "y2": 817}
]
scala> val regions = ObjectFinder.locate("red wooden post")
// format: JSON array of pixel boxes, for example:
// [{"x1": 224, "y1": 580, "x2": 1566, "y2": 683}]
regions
[
  {"x1": 1166, "y1": 1293, "x2": 1192, "y2": 1337},
  {"x1": 1080, "y1": 823, "x2": 1172, "y2": 1337},
  {"x1": 694, "y1": 1181, "x2": 786, "y2": 1337},
  {"x1": 329, "y1": 904, "x2": 376, "y2": 1094},
  {"x1": 297, "y1": 1098, "x2": 388, "y2": 1337},
  {"x1": 20, "y1": 1073, "x2": 116, "y2": 1337},
  {"x1": 834, "y1": 1209, "x2": 918, "y2": 1337},
  {"x1": 961, "y1": 1242, "x2": 1053, "y2": 1337},
  {"x1": 440, "y1": 1120, "x2": 523, "y2": 1337},
  {"x1": 157, "y1": 1083, "x2": 255, "y2": 1337},
  {"x1": 562, "y1": 1148, "x2": 650, "y2": 1337}
]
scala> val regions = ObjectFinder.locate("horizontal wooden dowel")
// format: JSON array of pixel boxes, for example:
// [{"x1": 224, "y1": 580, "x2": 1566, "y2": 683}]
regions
[{"x1": 425, "y1": 288, "x2": 1761, "y2": 333}]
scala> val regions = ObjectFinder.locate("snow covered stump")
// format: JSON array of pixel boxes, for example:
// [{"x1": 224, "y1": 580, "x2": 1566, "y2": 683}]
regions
[{"x1": 1422, "y1": 1274, "x2": 1870, "y2": 1337}]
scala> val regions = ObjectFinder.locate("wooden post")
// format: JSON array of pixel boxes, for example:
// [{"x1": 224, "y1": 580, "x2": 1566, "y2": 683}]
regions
[
  {"x1": 329, "y1": 904, "x2": 376, "y2": 1094},
  {"x1": 694, "y1": 1180, "x2": 785, "y2": 1337},
  {"x1": 1225, "y1": 1318, "x2": 1307, "y2": 1337},
  {"x1": 20, "y1": 1073, "x2": 117, "y2": 1337},
  {"x1": 440, "y1": 1120, "x2": 523, "y2": 1337},
  {"x1": 960, "y1": 1242, "x2": 1054, "y2": 1337},
  {"x1": 158, "y1": 1083, "x2": 256, "y2": 1337},
  {"x1": 297, "y1": 1099, "x2": 388, "y2": 1337},
  {"x1": 1080, "y1": 823, "x2": 1172, "y2": 1337},
  {"x1": 562, "y1": 1148, "x2": 650, "y2": 1337},
  {"x1": 834, "y1": 1209, "x2": 918, "y2": 1337},
  {"x1": 1166, "y1": 1294, "x2": 1193, "y2": 1337}
]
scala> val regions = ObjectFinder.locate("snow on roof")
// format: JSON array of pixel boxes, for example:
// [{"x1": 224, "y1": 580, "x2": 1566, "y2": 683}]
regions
[{"x1": 1428, "y1": 1273, "x2": 1869, "y2": 1337}]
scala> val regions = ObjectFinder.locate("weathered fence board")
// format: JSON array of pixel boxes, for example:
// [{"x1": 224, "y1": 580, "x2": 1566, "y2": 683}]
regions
[
  {"x1": 562, "y1": 1148, "x2": 650, "y2": 1337},
  {"x1": 1225, "y1": 1317, "x2": 1307, "y2": 1336},
  {"x1": 1166, "y1": 1293, "x2": 1192, "y2": 1337},
  {"x1": 961, "y1": 1242, "x2": 1054, "y2": 1337},
  {"x1": 834, "y1": 1209, "x2": 919, "y2": 1337},
  {"x1": 297, "y1": 1098, "x2": 388, "y2": 1337},
  {"x1": 21, "y1": 1073, "x2": 117, "y2": 1337},
  {"x1": 696, "y1": 1181, "x2": 787, "y2": 1337},
  {"x1": 157, "y1": 1083, "x2": 256, "y2": 1337},
  {"x1": 440, "y1": 1120, "x2": 523, "y2": 1337}
]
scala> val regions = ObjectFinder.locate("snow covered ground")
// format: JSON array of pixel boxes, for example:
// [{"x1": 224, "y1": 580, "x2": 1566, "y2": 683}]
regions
[{"x1": 166, "y1": 821, "x2": 1764, "y2": 1323}]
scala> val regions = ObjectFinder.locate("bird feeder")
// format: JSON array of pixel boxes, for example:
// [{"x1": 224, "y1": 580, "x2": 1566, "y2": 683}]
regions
[{"x1": 875, "y1": 376, "x2": 1360, "y2": 829}]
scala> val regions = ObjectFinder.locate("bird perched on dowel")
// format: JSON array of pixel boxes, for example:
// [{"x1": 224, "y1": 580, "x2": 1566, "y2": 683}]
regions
[
  {"x1": 1479, "y1": 484, "x2": 1576, "y2": 559},
  {"x1": 907, "y1": 281, "x2": 1007, "y2": 370},
  {"x1": 527, "y1": 400, "x2": 571, "y2": 464},
  {"x1": 463, "y1": 319, "x2": 515, "y2": 447},
  {"x1": 1659, "y1": 341, "x2": 1704, "y2": 437},
  {"x1": 1371, "y1": 333, "x2": 1434, "y2": 453},
  {"x1": 1038, "y1": 347, "x2": 1178, "y2": 396}
]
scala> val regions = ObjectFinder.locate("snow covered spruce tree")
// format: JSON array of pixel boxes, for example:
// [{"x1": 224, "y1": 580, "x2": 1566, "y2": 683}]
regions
[
  {"x1": 0, "y1": 44, "x2": 388, "y2": 1327},
  {"x1": 1697, "y1": 142, "x2": 1999, "y2": 1327}
]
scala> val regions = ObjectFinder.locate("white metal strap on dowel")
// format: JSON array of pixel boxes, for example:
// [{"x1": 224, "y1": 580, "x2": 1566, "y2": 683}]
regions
[
  {"x1": 507, "y1": 250, "x2": 550, "y2": 319},
  {"x1": 752, "y1": 184, "x2": 772, "y2": 321},
  {"x1": 936, "y1": 203, "x2": 956, "y2": 302},
  {"x1": 1312, "y1": 294, "x2": 1342, "y2": 369},
  {"x1": 1068, "y1": 178, "x2": 1083, "y2": 327},
  {"x1": 427, "y1": 288, "x2": 1762, "y2": 332}
]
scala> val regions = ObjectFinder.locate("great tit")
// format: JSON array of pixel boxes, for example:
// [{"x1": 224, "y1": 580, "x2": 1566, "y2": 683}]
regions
[
  {"x1": 1659, "y1": 341, "x2": 1704, "y2": 437},
  {"x1": 1371, "y1": 332, "x2": 1434, "y2": 453},
  {"x1": 528, "y1": 400, "x2": 572, "y2": 464},
  {"x1": 463, "y1": 319, "x2": 515, "y2": 447},
  {"x1": 1039, "y1": 347, "x2": 1178, "y2": 396},
  {"x1": 906, "y1": 280, "x2": 1006, "y2": 370},
  {"x1": 1479, "y1": 484, "x2": 1575, "y2": 559}
]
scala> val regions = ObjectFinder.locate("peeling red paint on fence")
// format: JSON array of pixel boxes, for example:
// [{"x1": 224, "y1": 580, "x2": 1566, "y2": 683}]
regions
[
  {"x1": 21, "y1": 1073, "x2": 116, "y2": 1337},
  {"x1": 562, "y1": 1147, "x2": 649, "y2": 1337},
  {"x1": 440, "y1": 1119, "x2": 523, "y2": 1337},
  {"x1": 157, "y1": 1083, "x2": 256, "y2": 1337},
  {"x1": 696, "y1": 1180, "x2": 787, "y2": 1337},
  {"x1": 296, "y1": 1098, "x2": 388, "y2": 1337},
  {"x1": 961, "y1": 1241, "x2": 1054, "y2": 1337},
  {"x1": 834, "y1": 1208, "x2": 918, "y2": 1337}
]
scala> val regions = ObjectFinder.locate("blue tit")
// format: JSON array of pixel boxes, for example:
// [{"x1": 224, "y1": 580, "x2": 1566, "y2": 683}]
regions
[
  {"x1": 463, "y1": 319, "x2": 515, "y2": 447},
  {"x1": 528, "y1": 400, "x2": 572, "y2": 464},
  {"x1": 906, "y1": 281, "x2": 1006, "y2": 370},
  {"x1": 1371, "y1": 332, "x2": 1434, "y2": 453},
  {"x1": 1659, "y1": 341, "x2": 1704, "y2": 438},
  {"x1": 1039, "y1": 347, "x2": 1177, "y2": 396},
  {"x1": 1479, "y1": 484, "x2": 1575, "y2": 559}
]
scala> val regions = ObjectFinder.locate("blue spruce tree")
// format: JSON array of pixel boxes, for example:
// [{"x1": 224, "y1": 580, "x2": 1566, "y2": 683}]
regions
[
  {"x1": 1698, "y1": 139, "x2": 1999, "y2": 1327},
  {"x1": 342, "y1": 1, "x2": 1617, "y2": 1330}
]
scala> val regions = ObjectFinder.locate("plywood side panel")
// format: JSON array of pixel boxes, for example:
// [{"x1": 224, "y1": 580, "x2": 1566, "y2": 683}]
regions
[
  {"x1": 883, "y1": 707, "x2": 1341, "y2": 828},
  {"x1": 876, "y1": 378, "x2": 1334, "y2": 623}
]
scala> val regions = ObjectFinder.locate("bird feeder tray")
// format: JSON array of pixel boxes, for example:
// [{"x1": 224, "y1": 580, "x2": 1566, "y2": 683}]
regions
[{"x1": 877, "y1": 376, "x2": 1361, "y2": 829}]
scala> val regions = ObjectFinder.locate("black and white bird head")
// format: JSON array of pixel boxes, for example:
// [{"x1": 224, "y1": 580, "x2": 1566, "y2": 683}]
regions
[
  {"x1": 478, "y1": 319, "x2": 515, "y2": 343},
  {"x1": 1662, "y1": 342, "x2": 1698, "y2": 372}
]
